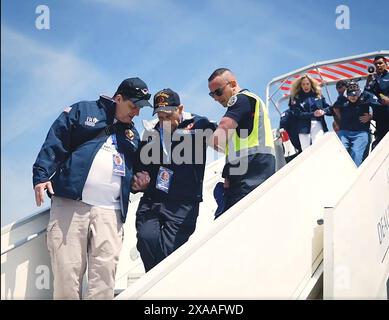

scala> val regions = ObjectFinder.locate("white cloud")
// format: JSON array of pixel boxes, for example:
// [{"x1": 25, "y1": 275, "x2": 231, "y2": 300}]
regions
[
  {"x1": 82, "y1": 0, "x2": 172, "y2": 11},
  {"x1": 82, "y1": 0, "x2": 141, "y2": 9},
  {"x1": 1, "y1": 25, "x2": 110, "y2": 226},
  {"x1": 1, "y1": 26, "x2": 107, "y2": 145}
]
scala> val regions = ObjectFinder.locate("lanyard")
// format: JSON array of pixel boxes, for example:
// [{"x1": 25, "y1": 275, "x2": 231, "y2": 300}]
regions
[
  {"x1": 159, "y1": 127, "x2": 171, "y2": 163},
  {"x1": 111, "y1": 134, "x2": 119, "y2": 151}
]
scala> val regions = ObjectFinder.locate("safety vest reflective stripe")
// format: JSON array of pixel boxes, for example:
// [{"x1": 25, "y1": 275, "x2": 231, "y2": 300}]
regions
[{"x1": 226, "y1": 91, "x2": 274, "y2": 163}]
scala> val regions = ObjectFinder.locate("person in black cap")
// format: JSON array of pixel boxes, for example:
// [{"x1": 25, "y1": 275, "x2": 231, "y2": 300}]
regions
[
  {"x1": 364, "y1": 55, "x2": 389, "y2": 149},
  {"x1": 32, "y1": 77, "x2": 152, "y2": 299},
  {"x1": 131, "y1": 88, "x2": 217, "y2": 272},
  {"x1": 335, "y1": 81, "x2": 380, "y2": 166},
  {"x1": 332, "y1": 79, "x2": 349, "y2": 131}
]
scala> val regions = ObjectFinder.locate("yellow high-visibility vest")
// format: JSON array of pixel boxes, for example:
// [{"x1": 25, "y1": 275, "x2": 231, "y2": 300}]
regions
[{"x1": 226, "y1": 91, "x2": 274, "y2": 163}]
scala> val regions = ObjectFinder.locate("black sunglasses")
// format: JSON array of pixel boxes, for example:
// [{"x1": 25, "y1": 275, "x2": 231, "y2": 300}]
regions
[{"x1": 209, "y1": 82, "x2": 230, "y2": 97}]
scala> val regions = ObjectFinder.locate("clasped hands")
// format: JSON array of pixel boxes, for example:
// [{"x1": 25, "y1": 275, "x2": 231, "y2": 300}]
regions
[{"x1": 132, "y1": 171, "x2": 151, "y2": 191}]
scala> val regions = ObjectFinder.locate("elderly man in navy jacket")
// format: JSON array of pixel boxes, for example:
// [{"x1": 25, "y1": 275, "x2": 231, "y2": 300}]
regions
[
  {"x1": 131, "y1": 88, "x2": 217, "y2": 272},
  {"x1": 33, "y1": 78, "x2": 152, "y2": 299}
]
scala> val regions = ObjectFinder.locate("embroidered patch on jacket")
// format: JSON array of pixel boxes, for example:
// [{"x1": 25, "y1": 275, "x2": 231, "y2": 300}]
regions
[{"x1": 85, "y1": 117, "x2": 99, "y2": 127}]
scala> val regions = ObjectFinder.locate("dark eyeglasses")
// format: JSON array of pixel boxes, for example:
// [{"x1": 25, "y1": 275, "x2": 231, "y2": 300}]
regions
[{"x1": 209, "y1": 82, "x2": 230, "y2": 97}]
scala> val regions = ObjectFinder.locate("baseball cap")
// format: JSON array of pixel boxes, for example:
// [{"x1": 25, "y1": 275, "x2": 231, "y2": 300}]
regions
[
  {"x1": 115, "y1": 77, "x2": 152, "y2": 108},
  {"x1": 153, "y1": 88, "x2": 181, "y2": 115},
  {"x1": 346, "y1": 81, "x2": 361, "y2": 96}
]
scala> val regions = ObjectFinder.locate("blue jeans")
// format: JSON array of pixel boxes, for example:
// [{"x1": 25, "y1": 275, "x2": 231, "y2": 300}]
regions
[{"x1": 337, "y1": 130, "x2": 369, "y2": 167}]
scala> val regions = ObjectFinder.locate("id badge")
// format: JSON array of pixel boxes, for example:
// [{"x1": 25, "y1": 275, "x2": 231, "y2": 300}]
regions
[
  {"x1": 112, "y1": 153, "x2": 125, "y2": 176},
  {"x1": 156, "y1": 166, "x2": 173, "y2": 193}
]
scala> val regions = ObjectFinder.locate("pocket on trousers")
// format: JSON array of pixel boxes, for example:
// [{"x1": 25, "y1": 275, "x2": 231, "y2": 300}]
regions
[
  {"x1": 46, "y1": 220, "x2": 62, "y2": 252},
  {"x1": 46, "y1": 219, "x2": 57, "y2": 233}
]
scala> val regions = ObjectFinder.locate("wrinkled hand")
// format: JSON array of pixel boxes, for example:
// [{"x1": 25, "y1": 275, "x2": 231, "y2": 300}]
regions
[
  {"x1": 314, "y1": 109, "x2": 325, "y2": 117},
  {"x1": 34, "y1": 181, "x2": 54, "y2": 206},
  {"x1": 359, "y1": 113, "x2": 372, "y2": 124},
  {"x1": 132, "y1": 171, "x2": 150, "y2": 191}
]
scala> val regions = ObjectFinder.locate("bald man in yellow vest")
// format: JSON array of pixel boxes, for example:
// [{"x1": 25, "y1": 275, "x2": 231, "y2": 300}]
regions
[{"x1": 208, "y1": 68, "x2": 275, "y2": 218}]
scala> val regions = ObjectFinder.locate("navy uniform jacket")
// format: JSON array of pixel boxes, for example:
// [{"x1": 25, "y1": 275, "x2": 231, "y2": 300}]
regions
[
  {"x1": 279, "y1": 108, "x2": 302, "y2": 152},
  {"x1": 32, "y1": 96, "x2": 140, "y2": 222},
  {"x1": 135, "y1": 112, "x2": 217, "y2": 203},
  {"x1": 336, "y1": 91, "x2": 380, "y2": 132},
  {"x1": 289, "y1": 92, "x2": 331, "y2": 134},
  {"x1": 365, "y1": 70, "x2": 389, "y2": 139},
  {"x1": 333, "y1": 94, "x2": 348, "y2": 108},
  {"x1": 220, "y1": 91, "x2": 275, "y2": 198}
]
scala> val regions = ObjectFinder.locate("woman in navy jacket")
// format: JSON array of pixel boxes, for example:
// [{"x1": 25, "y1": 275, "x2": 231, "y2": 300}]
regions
[{"x1": 289, "y1": 74, "x2": 331, "y2": 151}]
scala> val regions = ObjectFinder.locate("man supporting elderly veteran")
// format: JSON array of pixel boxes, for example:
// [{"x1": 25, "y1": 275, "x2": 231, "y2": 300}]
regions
[
  {"x1": 132, "y1": 88, "x2": 217, "y2": 272},
  {"x1": 32, "y1": 77, "x2": 152, "y2": 299},
  {"x1": 207, "y1": 68, "x2": 275, "y2": 218}
]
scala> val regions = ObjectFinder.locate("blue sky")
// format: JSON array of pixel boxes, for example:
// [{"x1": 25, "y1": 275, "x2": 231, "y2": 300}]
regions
[{"x1": 1, "y1": 0, "x2": 388, "y2": 226}]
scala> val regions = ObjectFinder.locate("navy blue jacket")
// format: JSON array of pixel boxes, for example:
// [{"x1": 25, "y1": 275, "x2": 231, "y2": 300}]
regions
[
  {"x1": 365, "y1": 70, "x2": 389, "y2": 139},
  {"x1": 332, "y1": 94, "x2": 349, "y2": 114},
  {"x1": 289, "y1": 92, "x2": 331, "y2": 134},
  {"x1": 135, "y1": 112, "x2": 217, "y2": 203},
  {"x1": 279, "y1": 109, "x2": 302, "y2": 152},
  {"x1": 32, "y1": 96, "x2": 140, "y2": 222},
  {"x1": 336, "y1": 91, "x2": 379, "y2": 132},
  {"x1": 333, "y1": 94, "x2": 348, "y2": 108}
]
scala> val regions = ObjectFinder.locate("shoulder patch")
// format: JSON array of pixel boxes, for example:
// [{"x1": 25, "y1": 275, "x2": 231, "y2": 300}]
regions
[
  {"x1": 227, "y1": 95, "x2": 238, "y2": 107},
  {"x1": 63, "y1": 106, "x2": 72, "y2": 113}
]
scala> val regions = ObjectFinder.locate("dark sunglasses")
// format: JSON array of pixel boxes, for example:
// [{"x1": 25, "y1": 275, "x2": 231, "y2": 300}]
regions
[{"x1": 209, "y1": 82, "x2": 230, "y2": 97}]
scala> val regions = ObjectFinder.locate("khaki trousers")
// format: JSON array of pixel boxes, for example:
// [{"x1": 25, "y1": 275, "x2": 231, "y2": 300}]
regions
[{"x1": 47, "y1": 196, "x2": 123, "y2": 299}]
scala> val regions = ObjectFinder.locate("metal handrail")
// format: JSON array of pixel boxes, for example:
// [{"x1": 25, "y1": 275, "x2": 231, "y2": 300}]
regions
[{"x1": 1, "y1": 229, "x2": 47, "y2": 255}]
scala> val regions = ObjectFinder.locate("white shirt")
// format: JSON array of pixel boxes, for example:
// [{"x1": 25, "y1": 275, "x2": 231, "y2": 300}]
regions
[{"x1": 82, "y1": 135, "x2": 121, "y2": 209}]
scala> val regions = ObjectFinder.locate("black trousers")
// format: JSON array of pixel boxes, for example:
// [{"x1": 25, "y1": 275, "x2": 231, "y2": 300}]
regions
[
  {"x1": 135, "y1": 197, "x2": 199, "y2": 272},
  {"x1": 217, "y1": 153, "x2": 275, "y2": 218}
]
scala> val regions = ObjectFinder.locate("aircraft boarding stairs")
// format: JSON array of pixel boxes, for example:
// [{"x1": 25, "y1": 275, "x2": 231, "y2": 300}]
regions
[{"x1": 2, "y1": 132, "x2": 388, "y2": 299}]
